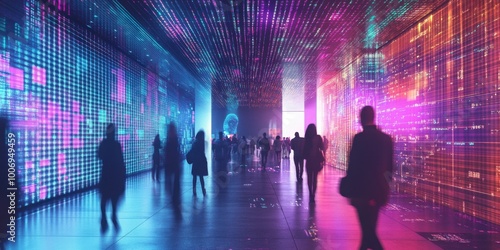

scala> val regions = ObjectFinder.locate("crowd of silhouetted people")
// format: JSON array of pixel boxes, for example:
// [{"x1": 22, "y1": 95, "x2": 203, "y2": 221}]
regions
[
  {"x1": 0, "y1": 105, "x2": 392, "y2": 250},
  {"x1": 93, "y1": 106, "x2": 392, "y2": 249}
]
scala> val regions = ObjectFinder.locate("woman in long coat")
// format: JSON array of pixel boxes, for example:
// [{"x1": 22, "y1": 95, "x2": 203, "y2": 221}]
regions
[
  {"x1": 303, "y1": 123, "x2": 324, "y2": 203},
  {"x1": 189, "y1": 130, "x2": 208, "y2": 196}
]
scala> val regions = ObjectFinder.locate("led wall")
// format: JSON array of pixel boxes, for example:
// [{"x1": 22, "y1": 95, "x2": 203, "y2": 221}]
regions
[
  {"x1": 320, "y1": 0, "x2": 500, "y2": 224},
  {"x1": 0, "y1": 0, "x2": 196, "y2": 207}
]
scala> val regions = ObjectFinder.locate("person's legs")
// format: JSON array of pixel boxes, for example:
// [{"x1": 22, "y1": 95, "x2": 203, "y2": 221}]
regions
[
  {"x1": 356, "y1": 205, "x2": 383, "y2": 250},
  {"x1": 298, "y1": 159, "x2": 304, "y2": 180},
  {"x1": 260, "y1": 151, "x2": 264, "y2": 167},
  {"x1": 276, "y1": 151, "x2": 281, "y2": 166},
  {"x1": 111, "y1": 196, "x2": 120, "y2": 229},
  {"x1": 199, "y1": 176, "x2": 206, "y2": 196},
  {"x1": 312, "y1": 170, "x2": 319, "y2": 195},
  {"x1": 155, "y1": 162, "x2": 160, "y2": 181},
  {"x1": 293, "y1": 156, "x2": 304, "y2": 181},
  {"x1": 366, "y1": 204, "x2": 383, "y2": 249},
  {"x1": 100, "y1": 195, "x2": 108, "y2": 232},
  {"x1": 172, "y1": 172, "x2": 181, "y2": 205},
  {"x1": 306, "y1": 167, "x2": 314, "y2": 202},
  {"x1": 152, "y1": 162, "x2": 155, "y2": 180},
  {"x1": 261, "y1": 151, "x2": 268, "y2": 170},
  {"x1": 192, "y1": 175, "x2": 197, "y2": 196},
  {"x1": 241, "y1": 153, "x2": 246, "y2": 166},
  {"x1": 217, "y1": 160, "x2": 227, "y2": 183},
  {"x1": 294, "y1": 156, "x2": 300, "y2": 181}
]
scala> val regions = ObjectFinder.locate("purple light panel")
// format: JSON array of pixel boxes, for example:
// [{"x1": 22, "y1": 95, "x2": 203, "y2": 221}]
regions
[
  {"x1": 320, "y1": 0, "x2": 500, "y2": 224},
  {"x1": 0, "y1": 0, "x2": 195, "y2": 207}
]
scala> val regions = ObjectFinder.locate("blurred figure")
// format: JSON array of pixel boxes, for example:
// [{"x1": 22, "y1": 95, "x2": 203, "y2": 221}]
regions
[
  {"x1": 283, "y1": 137, "x2": 291, "y2": 159},
  {"x1": 165, "y1": 122, "x2": 181, "y2": 205},
  {"x1": 249, "y1": 137, "x2": 255, "y2": 155},
  {"x1": 238, "y1": 136, "x2": 248, "y2": 167},
  {"x1": 258, "y1": 133, "x2": 270, "y2": 171},
  {"x1": 98, "y1": 123, "x2": 126, "y2": 232},
  {"x1": 0, "y1": 117, "x2": 10, "y2": 249},
  {"x1": 291, "y1": 132, "x2": 305, "y2": 182},
  {"x1": 303, "y1": 124, "x2": 324, "y2": 203},
  {"x1": 152, "y1": 134, "x2": 161, "y2": 182},
  {"x1": 213, "y1": 131, "x2": 229, "y2": 183},
  {"x1": 273, "y1": 135, "x2": 282, "y2": 166},
  {"x1": 347, "y1": 106, "x2": 393, "y2": 250},
  {"x1": 189, "y1": 130, "x2": 208, "y2": 196}
]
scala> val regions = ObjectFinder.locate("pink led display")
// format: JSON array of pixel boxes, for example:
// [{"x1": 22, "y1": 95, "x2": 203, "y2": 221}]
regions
[{"x1": 320, "y1": 0, "x2": 500, "y2": 224}]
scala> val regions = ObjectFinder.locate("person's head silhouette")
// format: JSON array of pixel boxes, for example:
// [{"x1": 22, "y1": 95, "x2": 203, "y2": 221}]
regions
[
  {"x1": 360, "y1": 106, "x2": 375, "y2": 127},
  {"x1": 196, "y1": 130, "x2": 205, "y2": 141}
]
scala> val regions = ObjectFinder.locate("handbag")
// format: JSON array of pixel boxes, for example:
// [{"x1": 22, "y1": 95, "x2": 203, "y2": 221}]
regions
[
  {"x1": 319, "y1": 149, "x2": 325, "y2": 163},
  {"x1": 339, "y1": 175, "x2": 355, "y2": 198},
  {"x1": 186, "y1": 149, "x2": 194, "y2": 164}
]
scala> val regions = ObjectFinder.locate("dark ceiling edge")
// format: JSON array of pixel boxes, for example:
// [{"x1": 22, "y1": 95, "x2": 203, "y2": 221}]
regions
[{"x1": 318, "y1": 0, "x2": 451, "y2": 89}]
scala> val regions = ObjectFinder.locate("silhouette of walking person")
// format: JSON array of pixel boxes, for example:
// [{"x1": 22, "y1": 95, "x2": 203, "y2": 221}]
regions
[
  {"x1": 273, "y1": 135, "x2": 282, "y2": 167},
  {"x1": 213, "y1": 131, "x2": 229, "y2": 183},
  {"x1": 164, "y1": 122, "x2": 181, "y2": 206},
  {"x1": 152, "y1": 134, "x2": 161, "y2": 182},
  {"x1": 239, "y1": 136, "x2": 248, "y2": 167},
  {"x1": 188, "y1": 130, "x2": 208, "y2": 196},
  {"x1": 303, "y1": 124, "x2": 324, "y2": 203},
  {"x1": 347, "y1": 106, "x2": 393, "y2": 250},
  {"x1": 98, "y1": 123, "x2": 126, "y2": 233},
  {"x1": 291, "y1": 132, "x2": 305, "y2": 182},
  {"x1": 258, "y1": 133, "x2": 270, "y2": 171}
]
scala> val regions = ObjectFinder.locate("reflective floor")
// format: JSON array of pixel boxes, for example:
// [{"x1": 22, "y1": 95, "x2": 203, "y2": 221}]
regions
[{"x1": 4, "y1": 154, "x2": 500, "y2": 250}]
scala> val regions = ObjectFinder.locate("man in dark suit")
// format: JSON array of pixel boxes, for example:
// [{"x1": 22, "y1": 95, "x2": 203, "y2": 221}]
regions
[
  {"x1": 290, "y1": 132, "x2": 305, "y2": 182},
  {"x1": 347, "y1": 106, "x2": 393, "y2": 250}
]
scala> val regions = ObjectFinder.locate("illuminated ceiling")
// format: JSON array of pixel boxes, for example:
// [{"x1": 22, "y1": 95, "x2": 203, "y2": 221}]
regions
[{"x1": 76, "y1": 0, "x2": 449, "y2": 108}]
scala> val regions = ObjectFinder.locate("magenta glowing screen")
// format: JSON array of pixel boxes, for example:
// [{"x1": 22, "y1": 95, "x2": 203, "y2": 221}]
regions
[
  {"x1": 0, "y1": 0, "x2": 195, "y2": 207},
  {"x1": 320, "y1": 0, "x2": 500, "y2": 224}
]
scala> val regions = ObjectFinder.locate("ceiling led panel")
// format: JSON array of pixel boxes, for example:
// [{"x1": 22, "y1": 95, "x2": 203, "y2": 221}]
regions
[{"x1": 78, "y1": 0, "x2": 448, "y2": 107}]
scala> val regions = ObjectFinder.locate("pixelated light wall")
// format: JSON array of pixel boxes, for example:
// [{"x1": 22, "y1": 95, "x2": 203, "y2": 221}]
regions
[
  {"x1": 319, "y1": 0, "x2": 500, "y2": 224},
  {"x1": 0, "y1": 0, "x2": 196, "y2": 207}
]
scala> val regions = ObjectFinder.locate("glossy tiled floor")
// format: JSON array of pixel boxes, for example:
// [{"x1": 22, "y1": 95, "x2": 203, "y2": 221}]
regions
[{"x1": 4, "y1": 154, "x2": 500, "y2": 250}]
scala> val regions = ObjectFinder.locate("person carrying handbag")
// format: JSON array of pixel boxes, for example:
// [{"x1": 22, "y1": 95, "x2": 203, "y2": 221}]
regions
[
  {"x1": 342, "y1": 106, "x2": 393, "y2": 250},
  {"x1": 303, "y1": 123, "x2": 324, "y2": 203}
]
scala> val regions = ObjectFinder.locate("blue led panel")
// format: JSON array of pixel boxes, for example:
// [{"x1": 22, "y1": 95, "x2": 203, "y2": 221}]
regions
[{"x1": 0, "y1": 0, "x2": 195, "y2": 207}]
